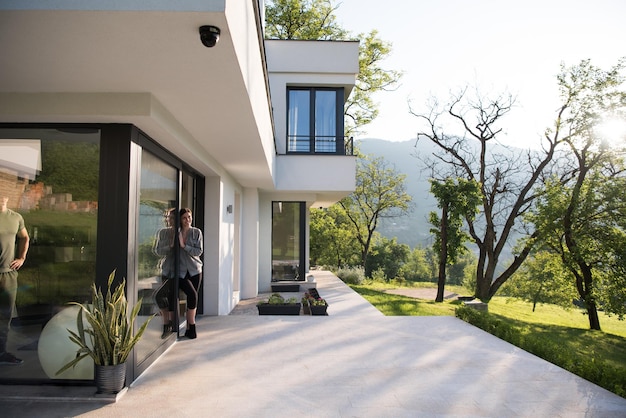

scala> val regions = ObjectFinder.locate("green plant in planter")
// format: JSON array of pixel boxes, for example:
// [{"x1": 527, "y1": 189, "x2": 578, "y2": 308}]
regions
[
  {"x1": 56, "y1": 270, "x2": 153, "y2": 375},
  {"x1": 308, "y1": 294, "x2": 328, "y2": 315},
  {"x1": 257, "y1": 292, "x2": 301, "y2": 315},
  {"x1": 309, "y1": 298, "x2": 327, "y2": 306},
  {"x1": 258, "y1": 293, "x2": 298, "y2": 305}
]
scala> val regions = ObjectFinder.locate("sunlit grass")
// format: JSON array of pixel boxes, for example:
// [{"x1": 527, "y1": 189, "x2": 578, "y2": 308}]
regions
[
  {"x1": 488, "y1": 296, "x2": 626, "y2": 338},
  {"x1": 488, "y1": 297, "x2": 626, "y2": 370},
  {"x1": 349, "y1": 285, "x2": 459, "y2": 316},
  {"x1": 350, "y1": 279, "x2": 467, "y2": 316}
]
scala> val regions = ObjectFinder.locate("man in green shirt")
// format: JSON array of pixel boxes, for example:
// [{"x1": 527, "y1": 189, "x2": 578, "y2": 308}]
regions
[{"x1": 0, "y1": 196, "x2": 30, "y2": 365}]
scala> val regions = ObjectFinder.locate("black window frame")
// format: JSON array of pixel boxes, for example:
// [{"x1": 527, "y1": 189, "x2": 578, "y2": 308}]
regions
[
  {"x1": 271, "y1": 201, "x2": 306, "y2": 282},
  {"x1": 286, "y1": 87, "x2": 345, "y2": 155}
]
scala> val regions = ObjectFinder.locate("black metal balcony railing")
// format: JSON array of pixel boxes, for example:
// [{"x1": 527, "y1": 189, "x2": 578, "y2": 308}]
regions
[{"x1": 287, "y1": 135, "x2": 354, "y2": 156}]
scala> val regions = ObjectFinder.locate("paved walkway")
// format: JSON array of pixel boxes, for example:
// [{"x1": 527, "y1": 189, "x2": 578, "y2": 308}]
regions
[{"x1": 1, "y1": 271, "x2": 626, "y2": 417}]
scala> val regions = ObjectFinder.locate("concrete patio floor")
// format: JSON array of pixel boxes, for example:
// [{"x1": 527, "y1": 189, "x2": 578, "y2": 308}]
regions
[{"x1": 1, "y1": 270, "x2": 625, "y2": 417}]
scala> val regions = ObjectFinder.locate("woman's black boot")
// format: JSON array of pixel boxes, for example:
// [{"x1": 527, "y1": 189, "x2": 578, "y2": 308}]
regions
[
  {"x1": 161, "y1": 322, "x2": 172, "y2": 339},
  {"x1": 185, "y1": 324, "x2": 197, "y2": 339}
]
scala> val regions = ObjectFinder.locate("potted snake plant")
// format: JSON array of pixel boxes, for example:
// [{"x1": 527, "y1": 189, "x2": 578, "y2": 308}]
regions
[{"x1": 56, "y1": 270, "x2": 153, "y2": 394}]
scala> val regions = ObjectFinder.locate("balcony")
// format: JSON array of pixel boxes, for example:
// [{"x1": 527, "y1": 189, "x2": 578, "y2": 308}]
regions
[
  {"x1": 287, "y1": 135, "x2": 354, "y2": 155},
  {"x1": 275, "y1": 150, "x2": 356, "y2": 207}
]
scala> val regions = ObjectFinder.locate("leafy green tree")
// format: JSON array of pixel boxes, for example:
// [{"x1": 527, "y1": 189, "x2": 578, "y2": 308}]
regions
[
  {"x1": 410, "y1": 59, "x2": 625, "y2": 303},
  {"x1": 399, "y1": 246, "x2": 435, "y2": 282},
  {"x1": 309, "y1": 207, "x2": 337, "y2": 267},
  {"x1": 528, "y1": 59, "x2": 626, "y2": 330},
  {"x1": 447, "y1": 250, "x2": 478, "y2": 286},
  {"x1": 339, "y1": 155, "x2": 412, "y2": 269},
  {"x1": 344, "y1": 30, "x2": 401, "y2": 136},
  {"x1": 264, "y1": 0, "x2": 347, "y2": 40},
  {"x1": 365, "y1": 236, "x2": 410, "y2": 279},
  {"x1": 502, "y1": 251, "x2": 578, "y2": 312},
  {"x1": 265, "y1": 0, "x2": 401, "y2": 136},
  {"x1": 310, "y1": 206, "x2": 359, "y2": 268},
  {"x1": 461, "y1": 256, "x2": 478, "y2": 293},
  {"x1": 429, "y1": 177, "x2": 481, "y2": 301}
]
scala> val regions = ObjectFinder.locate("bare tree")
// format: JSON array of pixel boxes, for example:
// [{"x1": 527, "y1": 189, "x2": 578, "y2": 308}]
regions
[{"x1": 410, "y1": 88, "x2": 564, "y2": 301}]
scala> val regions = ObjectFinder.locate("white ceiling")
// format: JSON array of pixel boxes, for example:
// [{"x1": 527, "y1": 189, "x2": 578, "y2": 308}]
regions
[{"x1": 0, "y1": 8, "x2": 275, "y2": 188}]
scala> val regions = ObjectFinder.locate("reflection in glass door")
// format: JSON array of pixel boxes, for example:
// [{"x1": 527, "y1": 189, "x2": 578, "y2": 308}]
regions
[
  {"x1": 0, "y1": 128, "x2": 99, "y2": 383},
  {"x1": 272, "y1": 202, "x2": 304, "y2": 281},
  {"x1": 135, "y1": 150, "x2": 177, "y2": 364}
]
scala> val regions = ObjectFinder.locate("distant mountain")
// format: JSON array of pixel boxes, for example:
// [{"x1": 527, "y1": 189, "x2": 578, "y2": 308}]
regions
[
  {"x1": 356, "y1": 138, "x2": 526, "y2": 261},
  {"x1": 356, "y1": 138, "x2": 438, "y2": 248}
]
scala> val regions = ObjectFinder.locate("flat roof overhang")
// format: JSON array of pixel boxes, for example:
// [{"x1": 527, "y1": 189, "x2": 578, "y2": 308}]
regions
[{"x1": 0, "y1": 4, "x2": 275, "y2": 189}]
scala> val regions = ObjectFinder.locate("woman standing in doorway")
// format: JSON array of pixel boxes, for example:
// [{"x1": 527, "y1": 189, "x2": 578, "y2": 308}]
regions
[
  {"x1": 153, "y1": 208, "x2": 176, "y2": 339},
  {"x1": 178, "y1": 208, "x2": 203, "y2": 339}
]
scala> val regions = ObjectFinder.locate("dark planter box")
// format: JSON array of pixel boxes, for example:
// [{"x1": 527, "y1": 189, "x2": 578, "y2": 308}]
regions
[
  {"x1": 257, "y1": 303, "x2": 302, "y2": 315},
  {"x1": 271, "y1": 284, "x2": 300, "y2": 292},
  {"x1": 309, "y1": 302, "x2": 328, "y2": 316}
]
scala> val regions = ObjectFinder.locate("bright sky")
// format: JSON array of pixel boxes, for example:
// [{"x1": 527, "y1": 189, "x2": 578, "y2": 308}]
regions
[{"x1": 334, "y1": 0, "x2": 626, "y2": 146}]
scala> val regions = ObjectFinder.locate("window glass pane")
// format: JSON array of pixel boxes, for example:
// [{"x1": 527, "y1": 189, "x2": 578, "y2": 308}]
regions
[
  {"x1": 0, "y1": 128, "x2": 99, "y2": 382},
  {"x1": 178, "y1": 171, "x2": 197, "y2": 318},
  {"x1": 288, "y1": 90, "x2": 310, "y2": 152},
  {"x1": 272, "y1": 202, "x2": 301, "y2": 281},
  {"x1": 135, "y1": 150, "x2": 177, "y2": 362},
  {"x1": 315, "y1": 90, "x2": 337, "y2": 152}
]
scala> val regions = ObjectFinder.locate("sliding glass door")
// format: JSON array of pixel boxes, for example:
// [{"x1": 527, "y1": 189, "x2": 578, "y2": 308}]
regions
[{"x1": 271, "y1": 202, "x2": 304, "y2": 281}]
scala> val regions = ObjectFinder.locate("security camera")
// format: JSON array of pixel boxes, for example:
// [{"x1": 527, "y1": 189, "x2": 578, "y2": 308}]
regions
[{"x1": 199, "y1": 25, "x2": 220, "y2": 48}]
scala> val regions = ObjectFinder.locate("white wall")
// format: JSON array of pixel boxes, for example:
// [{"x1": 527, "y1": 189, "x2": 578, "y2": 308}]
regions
[
  {"x1": 203, "y1": 176, "x2": 221, "y2": 315},
  {"x1": 258, "y1": 192, "x2": 273, "y2": 292},
  {"x1": 266, "y1": 39, "x2": 359, "y2": 155},
  {"x1": 240, "y1": 187, "x2": 260, "y2": 299}
]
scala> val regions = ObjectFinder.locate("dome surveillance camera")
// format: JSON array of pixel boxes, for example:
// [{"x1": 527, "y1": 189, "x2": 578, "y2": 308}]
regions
[{"x1": 199, "y1": 25, "x2": 220, "y2": 48}]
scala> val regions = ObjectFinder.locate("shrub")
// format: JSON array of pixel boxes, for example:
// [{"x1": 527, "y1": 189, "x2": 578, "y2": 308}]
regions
[
  {"x1": 336, "y1": 266, "x2": 365, "y2": 285},
  {"x1": 370, "y1": 267, "x2": 387, "y2": 282}
]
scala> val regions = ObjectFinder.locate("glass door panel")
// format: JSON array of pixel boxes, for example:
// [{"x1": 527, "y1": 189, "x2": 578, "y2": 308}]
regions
[
  {"x1": 135, "y1": 150, "x2": 177, "y2": 363},
  {"x1": 315, "y1": 90, "x2": 337, "y2": 152},
  {"x1": 288, "y1": 90, "x2": 311, "y2": 152},
  {"x1": 272, "y1": 202, "x2": 303, "y2": 281}
]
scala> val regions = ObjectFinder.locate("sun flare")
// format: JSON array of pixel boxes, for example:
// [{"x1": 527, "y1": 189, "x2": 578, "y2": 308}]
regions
[{"x1": 597, "y1": 118, "x2": 626, "y2": 148}]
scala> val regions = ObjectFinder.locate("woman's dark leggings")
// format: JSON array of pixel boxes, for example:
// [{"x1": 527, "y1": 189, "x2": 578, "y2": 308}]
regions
[{"x1": 180, "y1": 272, "x2": 202, "y2": 310}]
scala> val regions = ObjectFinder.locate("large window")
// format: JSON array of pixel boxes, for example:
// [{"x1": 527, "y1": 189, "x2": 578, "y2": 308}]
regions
[
  {"x1": 287, "y1": 87, "x2": 344, "y2": 154},
  {"x1": 272, "y1": 202, "x2": 304, "y2": 281},
  {"x1": 0, "y1": 127, "x2": 99, "y2": 383},
  {"x1": 0, "y1": 124, "x2": 204, "y2": 385}
]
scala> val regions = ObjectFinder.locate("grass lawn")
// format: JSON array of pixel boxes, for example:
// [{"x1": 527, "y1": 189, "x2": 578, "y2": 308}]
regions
[{"x1": 349, "y1": 280, "x2": 626, "y2": 396}]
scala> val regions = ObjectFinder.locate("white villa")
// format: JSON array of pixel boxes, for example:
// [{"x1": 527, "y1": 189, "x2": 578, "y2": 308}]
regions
[{"x1": 0, "y1": 0, "x2": 358, "y2": 385}]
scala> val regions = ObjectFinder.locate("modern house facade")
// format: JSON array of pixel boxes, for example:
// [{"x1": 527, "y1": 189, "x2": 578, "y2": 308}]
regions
[{"x1": 0, "y1": 1, "x2": 358, "y2": 386}]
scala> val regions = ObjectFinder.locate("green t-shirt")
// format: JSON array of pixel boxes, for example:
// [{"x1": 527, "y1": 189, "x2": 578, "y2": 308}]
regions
[{"x1": 0, "y1": 209, "x2": 25, "y2": 273}]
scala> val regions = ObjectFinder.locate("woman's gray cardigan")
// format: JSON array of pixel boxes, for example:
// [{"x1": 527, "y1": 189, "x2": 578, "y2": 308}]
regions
[{"x1": 178, "y1": 227, "x2": 203, "y2": 277}]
